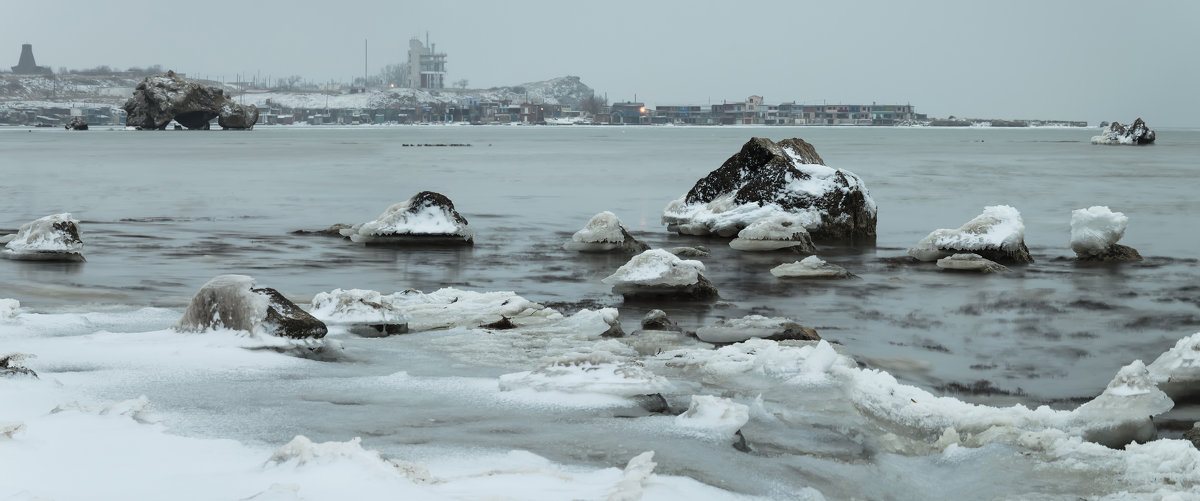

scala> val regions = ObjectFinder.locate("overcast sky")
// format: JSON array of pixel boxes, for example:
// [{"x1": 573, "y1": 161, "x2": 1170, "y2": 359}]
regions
[{"x1": 4, "y1": 0, "x2": 1197, "y2": 126}]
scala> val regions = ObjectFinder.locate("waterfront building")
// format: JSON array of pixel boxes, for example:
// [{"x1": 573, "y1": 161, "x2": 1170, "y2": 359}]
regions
[{"x1": 407, "y1": 35, "x2": 446, "y2": 89}]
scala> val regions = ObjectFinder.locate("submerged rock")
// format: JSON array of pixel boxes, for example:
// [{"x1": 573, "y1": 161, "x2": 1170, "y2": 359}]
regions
[
  {"x1": 908, "y1": 205, "x2": 1032, "y2": 264},
  {"x1": 602, "y1": 249, "x2": 718, "y2": 299},
  {"x1": 728, "y1": 215, "x2": 816, "y2": 253},
  {"x1": 1091, "y1": 118, "x2": 1155, "y2": 145},
  {"x1": 1071, "y1": 206, "x2": 1141, "y2": 262},
  {"x1": 936, "y1": 253, "x2": 1008, "y2": 273},
  {"x1": 123, "y1": 70, "x2": 258, "y2": 130},
  {"x1": 770, "y1": 255, "x2": 855, "y2": 279},
  {"x1": 176, "y1": 274, "x2": 327, "y2": 339},
  {"x1": 64, "y1": 116, "x2": 88, "y2": 130},
  {"x1": 666, "y1": 246, "x2": 710, "y2": 258},
  {"x1": 662, "y1": 137, "x2": 877, "y2": 241},
  {"x1": 1, "y1": 213, "x2": 85, "y2": 262},
  {"x1": 563, "y1": 211, "x2": 649, "y2": 253},
  {"x1": 310, "y1": 288, "x2": 410, "y2": 337},
  {"x1": 695, "y1": 315, "x2": 820, "y2": 345},
  {"x1": 340, "y1": 191, "x2": 474, "y2": 245}
]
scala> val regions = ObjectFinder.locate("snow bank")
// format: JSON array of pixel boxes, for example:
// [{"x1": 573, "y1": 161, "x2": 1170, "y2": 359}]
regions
[
  {"x1": 770, "y1": 255, "x2": 854, "y2": 278},
  {"x1": 564, "y1": 211, "x2": 648, "y2": 253},
  {"x1": 1071, "y1": 206, "x2": 1128, "y2": 256},
  {"x1": 499, "y1": 352, "x2": 674, "y2": 398},
  {"x1": 908, "y1": 205, "x2": 1031, "y2": 263},
  {"x1": 2, "y1": 213, "x2": 85, "y2": 261},
  {"x1": 674, "y1": 395, "x2": 750, "y2": 440},
  {"x1": 340, "y1": 191, "x2": 473, "y2": 245}
]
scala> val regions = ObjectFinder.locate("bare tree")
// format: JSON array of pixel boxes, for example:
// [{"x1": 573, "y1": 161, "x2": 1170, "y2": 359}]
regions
[
  {"x1": 379, "y1": 64, "x2": 408, "y2": 88},
  {"x1": 454, "y1": 79, "x2": 469, "y2": 89},
  {"x1": 580, "y1": 92, "x2": 607, "y2": 114}
]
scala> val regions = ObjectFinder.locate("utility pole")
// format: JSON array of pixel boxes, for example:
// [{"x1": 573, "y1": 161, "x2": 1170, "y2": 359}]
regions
[{"x1": 364, "y1": 39, "x2": 368, "y2": 90}]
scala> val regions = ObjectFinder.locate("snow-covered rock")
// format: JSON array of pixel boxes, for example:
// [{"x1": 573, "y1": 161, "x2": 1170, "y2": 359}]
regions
[
  {"x1": 936, "y1": 253, "x2": 1008, "y2": 273},
  {"x1": 695, "y1": 315, "x2": 820, "y2": 345},
  {"x1": 340, "y1": 191, "x2": 474, "y2": 245},
  {"x1": 662, "y1": 137, "x2": 877, "y2": 240},
  {"x1": 1069, "y1": 361, "x2": 1173, "y2": 448},
  {"x1": 176, "y1": 274, "x2": 328, "y2": 340},
  {"x1": 563, "y1": 211, "x2": 649, "y2": 253},
  {"x1": 1147, "y1": 332, "x2": 1200, "y2": 401},
  {"x1": 498, "y1": 352, "x2": 674, "y2": 398},
  {"x1": 310, "y1": 288, "x2": 410, "y2": 336},
  {"x1": 666, "y1": 246, "x2": 710, "y2": 258},
  {"x1": 0, "y1": 298, "x2": 18, "y2": 320},
  {"x1": 1091, "y1": 118, "x2": 1155, "y2": 145},
  {"x1": 602, "y1": 249, "x2": 718, "y2": 299},
  {"x1": 1, "y1": 213, "x2": 85, "y2": 262},
  {"x1": 1070, "y1": 206, "x2": 1141, "y2": 262},
  {"x1": 728, "y1": 215, "x2": 816, "y2": 253},
  {"x1": 639, "y1": 309, "x2": 681, "y2": 332},
  {"x1": 64, "y1": 116, "x2": 88, "y2": 130},
  {"x1": 0, "y1": 353, "x2": 37, "y2": 378},
  {"x1": 123, "y1": 71, "x2": 257, "y2": 130},
  {"x1": 770, "y1": 255, "x2": 855, "y2": 279},
  {"x1": 674, "y1": 395, "x2": 750, "y2": 441},
  {"x1": 908, "y1": 205, "x2": 1032, "y2": 264}
]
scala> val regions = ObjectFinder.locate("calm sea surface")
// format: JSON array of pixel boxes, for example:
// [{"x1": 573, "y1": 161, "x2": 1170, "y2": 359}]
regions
[{"x1": 3, "y1": 125, "x2": 1200, "y2": 497}]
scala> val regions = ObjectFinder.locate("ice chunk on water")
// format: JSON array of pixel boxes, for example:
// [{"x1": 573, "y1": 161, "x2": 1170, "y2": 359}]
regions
[
  {"x1": 770, "y1": 256, "x2": 854, "y2": 278},
  {"x1": 1147, "y1": 332, "x2": 1200, "y2": 400},
  {"x1": 603, "y1": 249, "x2": 705, "y2": 287},
  {"x1": 310, "y1": 288, "x2": 411, "y2": 324},
  {"x1": 0, "y1": 299, "x2": 18, "y2": 320},
  {"x1": 570, "y1": 211, "x2": 627, "y2": 244},
  {"x1": 1070, "y1": 361, "x2": 1171, "y2": 448},
  {"x1": 675, "y1": 395, "x2": 750, "y2": 440},
  {"x1": 1070, "y1": 206, "x2": 1128, "y2": 257}
]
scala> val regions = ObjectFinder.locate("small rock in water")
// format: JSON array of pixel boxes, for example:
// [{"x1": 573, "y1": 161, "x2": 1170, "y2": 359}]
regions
[
  {"x1": 696, "y1": 315, "x2": 820, "y2": 345},
  {"x1": 562, "y1": 211, "x2": 649, "y2": 253},
  {"x1": 1091, "y1": 118, "x2": 1155, "y2": 145},
  {"x1": 771, "y1": 255, "x2": 856, "y2": 279},
  {"x1": 1070, "y1": 206, "x2": 1142, "y2": 262},
  {"x1": 728, "y1": 215, "x2": 816, "y2": 254},
  {"x1": 640, "y1": 309, "x2": 681, "y2": 332},
  {"x1": 603, "y1": 249, "x2": 718, "y2": 300},
  {"x1": 340, "y1": 191, "x2": 474, "y2": 246},
  {"x1": 936, "y1": 253, "x2": 1008, "y2": 273},
  {"x1": 908, "y1": 205, "x2": 1032, "y2": 264}
]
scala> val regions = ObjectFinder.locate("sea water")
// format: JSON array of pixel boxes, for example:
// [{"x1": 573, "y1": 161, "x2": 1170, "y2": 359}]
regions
[{"x1": 3, "y1": 125, "x2": 1200, "y2": 499}]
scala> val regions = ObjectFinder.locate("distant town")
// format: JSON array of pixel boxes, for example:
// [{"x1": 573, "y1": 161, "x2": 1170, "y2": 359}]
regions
[{"x1": 1, "y1": 41, "x2": 1088, "y2": 128}]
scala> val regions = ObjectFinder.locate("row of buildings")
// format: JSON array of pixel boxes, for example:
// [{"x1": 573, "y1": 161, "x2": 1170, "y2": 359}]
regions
[{"x1": 607, "y1": 96, "x2": 922, "y2": 126}]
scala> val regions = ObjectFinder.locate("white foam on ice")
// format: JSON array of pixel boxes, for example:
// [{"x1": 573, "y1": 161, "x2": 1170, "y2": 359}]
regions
[
  {"x1": 1070, "y1": 206, "x2": 1129, "y2": 256},
  {"x1": 603, "y1": 249, "x2": 705, "y2": 287},
  {"x1": 909, "y1": 205, "x2": 1026, "y2": 261}
]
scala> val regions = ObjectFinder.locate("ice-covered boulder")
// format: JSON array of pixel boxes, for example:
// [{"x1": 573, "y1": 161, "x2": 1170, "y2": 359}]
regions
[
  {"x1": 1, "y1": 213, "x2": 85, "y2": 262},
  {"x1": 176, "y1": 274, "x2": 328, "y2": 339},
  {"x1": 936, "y1": 253, "x2": 1008, "y2": 273},
  {"x1": 695, "y1": 315, "x2": 820, "y2": 345},
  {"x1": 674, "y1": 395, "x2": 750, "y2": 441},
  {"x1": 563, "y1": 211, "x2": 649, "y2": 253},
  {"x1": 662, "y1": 137, "x2": 877, "y2": 241},
  {"x1": 1091, "y1": 118, "x2": 1155, "y2": 145},
  {"x1": 64, "y1": 116, "x2": 88, "y2": 130},
  {"x1": 602, "y1": 249, "x2": 718, "y2": 299},
  {"x1": 310, "y1": 288, "x2": 410, "y2": 337},
  {"x1": 340, "y1": 191, "x2": 474, "y2": 245},
  {"x1": 123, "y1": 70, "x2": 258, "y2": 130},
  {"x1": 908, "y1": 205, "x2": 1032, "y2": 264},
  {"x1": 1147, "y1": 332, "x2": 1200, "y2": 401},
  {"x1": 1070, "y1": 206, "x2": 1141, "y2": 262},
  {"x1": 640, "y1": 309, "x2": 681, "y2": 332},
  {"x1": 728, "y1": 215, "x2": 816, "y2": 253},
  {"x1": 1069, "y1": 360, "x2": 1173, "y2": 448},
  {"x1": 770, "y1": 255, "x2": 855, "y2": 279}
]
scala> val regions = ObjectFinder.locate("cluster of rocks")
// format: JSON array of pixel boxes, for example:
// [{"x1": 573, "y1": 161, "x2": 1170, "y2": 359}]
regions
[
  {"x1": 123, "y1": 70, "x2": 258, "y2": 130},
  {"x1": 1092, "y1": 118, "x2": 1155, "y2": 145}
]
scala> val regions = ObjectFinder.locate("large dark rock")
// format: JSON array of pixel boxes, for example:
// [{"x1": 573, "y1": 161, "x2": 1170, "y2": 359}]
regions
[
  {"x1": 123, "y1": 71, "x2": 258, "y2": 130},
  {"x1": 1092, "y1": 118, "x2": 1155, "y2": 145},
  {"x1": 176, "y1": 274, "x2": 327, "y2": 339},
  {"x1": 663, "y1": 137, "x2": 877, "y2": 241},
  {"x1": 64, "y1": 116, "x2": 88, "y2": 130}
]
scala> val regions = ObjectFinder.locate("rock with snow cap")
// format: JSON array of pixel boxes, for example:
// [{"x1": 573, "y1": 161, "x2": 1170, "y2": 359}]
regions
[
  {"x1": 310, "y1": 288, "x2": 410, "y2": 337},
  {"x1": 936, "y1": 253, "x2": 1008, "y2": 273},
  {"x1": 770, "y1": 255, "x2": 856, "y2": 279},
  {"x1": 1091, "y1": 118, "x2": 1155, "y2": 145},
  {"x1": 563, "y1": 211, "x2": 649, "y2": 253},
  {"x1": 123, "y1": 70, "x2": 258, "y2": 130},
  {"x1": 728, "y1": 215, "x2": 816, "y2": 253},
  {"x1": 340, "y1": 191, "x2": 474, "y2": 245},
  {"x1": 64, "y1": 116, "x2": 88, "y2": 130},
  {"x1": 602, "y1": 249, "x2": 718, "y2": 299},
  {"x1": 176, "y1": 274, "x2": 328, "y2": 339},
  {"x1": 1070, "y1": 206, "x2": 1141, "y2": 262},
  {"x1": 662, "y1": 137, "x2": 877, "y2": 241},
  {"x1": 908, "y1": 205, "x2": 1032, "y2": 264},
  {"x1": 1, "y1": 213, "x2": 85, "y2": 262}
]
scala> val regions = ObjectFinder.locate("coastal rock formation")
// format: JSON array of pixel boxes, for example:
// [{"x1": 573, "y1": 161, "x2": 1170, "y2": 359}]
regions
[
  {"x1": 1091, "y1": 118, "x2": 1155, "y2": 145},
  {"x1": 662, "y1": 137, "x2": 877, "y2": 241},
  {"x1": 770, "y1": 255, "x2": 855, "y2": 279},
  {"x1": 908, "y1": 205, "x2": 1033, "y2": 264},
  {"x1": 695, "y1": 315, "x2": 820, "y2": 345},
  {"x1": 563, "y1": 211, "x2": 649, "y2": 253},
  {"x1": 310, "y1": 288, "x2": 411, "y2": 337},
  {"x1": 123, "y1": 70, "x2": 258, "y2": 130},
  {"x1": 728, "y1": 215, "x2": 816, "y2": 253},
  {"x1": 176, "y1": 274, "x2": 328, "y2": 339},
  {"x1": 64, "y1": 116, "x2": 88, "y2": 130},
  {"x1": 1, "y1": 213, "x2": 85, "y2": 262},
  {"x1": 936, "y1": 253, "x2": 1008, "y2": 273},
  {"x1": 602, "y1": 249, "x2": 718, "y2": 299},
  {"x1": 1071, "y1": 206, "x2": 1141, "y2": 262},
  {"x1": 340, "y1": 191, "x2": 474, "y2": 245}
]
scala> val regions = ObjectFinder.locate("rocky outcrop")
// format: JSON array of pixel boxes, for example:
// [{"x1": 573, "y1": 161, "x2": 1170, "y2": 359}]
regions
[
  {"x1": 1, "y1": 213, "x2": 85, "y2": 262},
  {"x1": 908, "y1": 205, "x2": 1033, "y2": 264},
  {"x1": 1091, "y1": 118, "x2": 1155, "y2": 145},
  {"x1": 123, "y1": 71, "x2": 258, "y2": 130},
  {"x1": 340, "y1": 191, "x2": 474, "y2": 245},
  {"x1": 64, "y1": 116, "x2": 88, "y2": 130},
  {"x1": 563, "y1": 211, "x2": 649, "y2": 253},
  {"x1": 1071, "y1": 206, "x2": 1142, "y2": 262},
  {"x1": 662, "y1": 137, "x2": 877, "y2": 241},
  {"x1": 176, "y1": 275, "x2": 327, "y2": 339},
  {"x1": 603, "y1": 249, "x2": 718, "y2": 299}
]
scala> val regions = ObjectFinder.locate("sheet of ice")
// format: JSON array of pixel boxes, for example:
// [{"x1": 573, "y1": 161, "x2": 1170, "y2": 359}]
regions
[
  {"x1": 310, "y1": 288, "x2": 411, "y2": 324},
  {"x1": 2, "y1": 212, "x2": 83, "y2": 258},
  {"x1": 381, "y1": 287, "x2": 564, "y2": 331},
  {"x1": 499, "y1": 352, "x2": 674, "y2": 398},
  {"x1": 695, "y1": 315, "x2": 813, "y2": 344},
  {"x1": 603, "y1": 249, "x2": 705, "y2": 287},
  {"x1": 674, "y1": 395, "x2": 750, "y2": 440},
  {"x1": 908, "y1": 205, "x2": 1026, "y2": 261},
  {"x1": 1070, "y1": 206, "x2": 1129, "y2": 256}
]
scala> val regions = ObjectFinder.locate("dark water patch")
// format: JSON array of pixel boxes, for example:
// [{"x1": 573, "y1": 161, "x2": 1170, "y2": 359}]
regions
[
  {"x1": 1044, "y1": 346, "x2": 1090, "y2": 360},
  {"x1": 969, "y1": 363, "x2": 998, "y2": 370},
  {"x1": 918, "y1": 340, "x2": 951, "y2": 353},
  {"x1": 1122, "y1": 313, "x2": 1200, "y2": 330},
  {"x1": 957, "y1": 297, "x2": 1065, "y2": 315},
  {"x1": 895, "y1": 312, "x2": 944, "y2": 329},
  {"x1": 1069, "y1": 331, "x2": 1098, "y2": 339},
  {"x1": 936, "y1": 380, "x2": 1026, "y2": 397},
  {"x1": 1067, "y1": 299, "x2": 1120, "y2": 311}
]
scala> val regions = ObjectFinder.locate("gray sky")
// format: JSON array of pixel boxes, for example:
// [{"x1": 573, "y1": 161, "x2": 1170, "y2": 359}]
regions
[{"x1": 4, "y1": 0, "x2": 1198, "y2": 126}]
